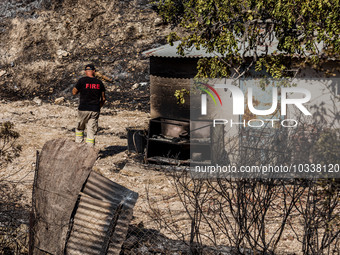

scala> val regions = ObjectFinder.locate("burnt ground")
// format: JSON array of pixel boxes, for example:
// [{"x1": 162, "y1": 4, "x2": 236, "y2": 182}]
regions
[
  {"x1": 0, "y1": 98, "x2": 306, "y2": 254},
  {"x1": 0, "y1": 0, "x2": 170, "y2": 104}
]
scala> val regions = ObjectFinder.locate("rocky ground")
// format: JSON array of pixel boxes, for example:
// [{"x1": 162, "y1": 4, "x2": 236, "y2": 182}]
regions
[{"x1": 0, "y1": 0, "x2": 171, "y2": 104}]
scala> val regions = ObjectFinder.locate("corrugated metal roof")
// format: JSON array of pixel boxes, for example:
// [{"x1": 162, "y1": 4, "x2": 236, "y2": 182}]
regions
[
  {"x1": 82, "y1": 171, "x2": 138, "y2": 209},
  {"x1": 65, "y1": 171, "x2": 139, "y2": 255},
  {"x1": 142, "y1": 41, "x2": 221, "y2": 58},
  {"x1": 142, "y1": 40, "x2": 327, "y2": 58},
  {"x1": 65, "y1": 195, "x2": 115, "y2": 255},
  {"x1": 142, "y1": 40, "x2": 281, "y2": 58}
]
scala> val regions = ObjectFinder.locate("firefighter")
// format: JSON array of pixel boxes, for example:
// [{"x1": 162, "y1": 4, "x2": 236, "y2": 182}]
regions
[{"x1": 72, "y1": 64, "x2": 106, "y2": 146}]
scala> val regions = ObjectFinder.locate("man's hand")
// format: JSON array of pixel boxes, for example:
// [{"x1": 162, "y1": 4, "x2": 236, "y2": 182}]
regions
[
  {"x1": 72, "y1": 87, "x2": 79, "y2": 95},
  {"x1": 100, "y1": 91, "x2": 106, "y2": 108}
]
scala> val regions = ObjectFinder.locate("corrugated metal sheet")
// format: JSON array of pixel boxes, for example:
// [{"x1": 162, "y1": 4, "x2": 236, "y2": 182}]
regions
[
  {"x1": 142, "y1": 41, "x2": 220, "y2": 58},
  {"x1": 65, "y1": 171, "x2": 138, "y2": 255},
  {"x1": 65, "y1": 195, "x2": 115, "y2": 255},
  {"x1": 142, "y1": 40, "x2": 279, "y2": 58},
  {"x1": 142, "y1": 40, "x2": 326, "y2": 58},
  {"x1": 107, "y1": 206, "x2": 134, "y2": 254}
]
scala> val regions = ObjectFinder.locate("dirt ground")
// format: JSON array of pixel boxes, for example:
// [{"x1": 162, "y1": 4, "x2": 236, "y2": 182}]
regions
[
  {"x1": 0, "y1": 96, "x2": 314, "y2": 255},
  {"x1": 0, "y1": 95, "x2": 185, "y2": 248}
]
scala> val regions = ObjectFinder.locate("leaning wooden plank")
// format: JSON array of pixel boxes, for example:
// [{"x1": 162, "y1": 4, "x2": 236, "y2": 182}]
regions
[{"x1": 32, "y1": 139, "x2": 98, "y2": 254}]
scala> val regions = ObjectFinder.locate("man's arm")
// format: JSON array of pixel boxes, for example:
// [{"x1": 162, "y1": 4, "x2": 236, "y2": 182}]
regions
[
  {"x1": 72, "y1": 87, "x2": 79, "y2": 95},
  {"x1": 100, "y1": 91, "x2": 106, "y2": 108},
  {"x1": 95, "y1": 72, "x2": 114, "y2": 83}
]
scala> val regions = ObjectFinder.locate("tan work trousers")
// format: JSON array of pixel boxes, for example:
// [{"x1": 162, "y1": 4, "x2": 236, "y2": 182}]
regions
[{"x1": 75, "y1": 110, "x2": 100, "y2": 146}]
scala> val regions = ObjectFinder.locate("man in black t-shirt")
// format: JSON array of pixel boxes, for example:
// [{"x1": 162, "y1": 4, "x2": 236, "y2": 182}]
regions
[{"x1": 72, "y1": 64, "x2": 106, "y2": 146}]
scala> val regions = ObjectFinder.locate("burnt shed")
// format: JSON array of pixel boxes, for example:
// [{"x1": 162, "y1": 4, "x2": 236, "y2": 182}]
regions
[
  {"x1": 142, "y1": 41, "x2": 340, "y2": 122},
  {"x1": 143, "y1": 42, "x2": 218, "y2": 120}
]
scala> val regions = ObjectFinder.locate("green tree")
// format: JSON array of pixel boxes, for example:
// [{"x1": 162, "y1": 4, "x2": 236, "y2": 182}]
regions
[{"x1": 155, "y1": 0, "x2": 340, "y2": 78}]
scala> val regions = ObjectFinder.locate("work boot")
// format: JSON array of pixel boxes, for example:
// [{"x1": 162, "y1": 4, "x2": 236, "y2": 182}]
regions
[
  {"x1": 86, "y1": 138, "x2": 95, "y2": 146},
  {"x1": 75, "y1": 130, "x2": 84, "y2": 143}
]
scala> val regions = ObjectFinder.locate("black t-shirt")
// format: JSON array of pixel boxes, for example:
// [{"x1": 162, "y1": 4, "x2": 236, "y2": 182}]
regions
[{"x1": 75, "y1": 76, "x2": 105, "y2": 112}]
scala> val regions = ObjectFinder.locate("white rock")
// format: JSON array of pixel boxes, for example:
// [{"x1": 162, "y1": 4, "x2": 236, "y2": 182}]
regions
[
  {"x1": 139, "y1": 82, "x2": 148, "y2": 86},
  {"x1": 131, "y1": 83, "x2": 139, "y2": 90},
  {"x1": 116, "y1": 72, "x2": 128, "y2": 79},
  {"x1": 33, "y1": 97, "x2": 42, "y2": 106},
  {"x1": 154, "y1": 17, "x2": 163, "y2": 26},
  {"x1": 57, "y1": 49, "x2": 69, "y2": 58},
  {"x1": 54, "y1": 97, "x2": 65, "y2": 104},
  {"x1": 0, "y1": 70, "x2": 6, "y2": 77}
]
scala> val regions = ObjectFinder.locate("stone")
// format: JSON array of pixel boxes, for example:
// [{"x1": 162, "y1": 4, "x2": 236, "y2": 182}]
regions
[
  {"x1": 56, "y1": 49, "x2": 69, "y2": 58},
  {"x1": 0, "y1": 70, "x2": 6, "y2": 77},
  {"x1": 54, "y1": 97, "x2": 65, "y2": 104},
  {"x1": 33, "y1": 97, "x2": 42, "y2": 106},
  {"x1": 116, "y1": 73, "x2": 128, "y2": 80},
  {"x1": 154, "y1": 17, "x2": 163, "y2": 26},
  {"x1": 131, "y1": 83, "x2": 139, "y2": 90}
]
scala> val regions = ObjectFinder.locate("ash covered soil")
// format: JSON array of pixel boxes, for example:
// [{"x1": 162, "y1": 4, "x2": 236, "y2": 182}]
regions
[
  {"x1": 0, "y1": 0, "x2": 175, "y2": 226},
  {"x1": 0, "y1": 97, "x2": 171, "y2": 226},
  {"x1": 0, "y1": 0, "x2": 169, "y2": 102},
  {"x1": 0, "y1": 97, "x2": 192, "y2": 253},
  {"x1": 0, "y1": 0, "x2": 186, "y2": 251}
]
